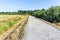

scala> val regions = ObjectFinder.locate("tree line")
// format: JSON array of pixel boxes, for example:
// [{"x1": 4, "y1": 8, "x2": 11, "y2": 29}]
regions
[
  {"x1": 0, "y1": 10, "x2": 27, "y2": 15},
  {"x1": 29, "y1": 6, "x2": 60, "y2": 23},
  {"x1": 0, "y1": 6, "x2": 60, "y2": 23}
]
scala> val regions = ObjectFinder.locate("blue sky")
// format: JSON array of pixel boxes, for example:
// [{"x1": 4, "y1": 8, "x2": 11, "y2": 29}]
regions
[{"x1": 0, "y1": 0, "x2": 60, "y2": 12}]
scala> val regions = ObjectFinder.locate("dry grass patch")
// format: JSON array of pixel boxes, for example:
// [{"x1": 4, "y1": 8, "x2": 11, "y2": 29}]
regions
[{"x1": 0, "y1": 15, "x2": 27, "y2": 34}]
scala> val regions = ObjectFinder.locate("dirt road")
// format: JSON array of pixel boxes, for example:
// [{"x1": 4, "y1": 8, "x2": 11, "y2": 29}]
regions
[{"x1": 22, "y1": 16, "x2": 60, "y2": 40}]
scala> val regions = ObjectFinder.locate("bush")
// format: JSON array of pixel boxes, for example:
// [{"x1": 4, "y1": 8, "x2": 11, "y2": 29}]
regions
[{"x1": 29, "y1": 6, "x2": 60, "y2": 23}]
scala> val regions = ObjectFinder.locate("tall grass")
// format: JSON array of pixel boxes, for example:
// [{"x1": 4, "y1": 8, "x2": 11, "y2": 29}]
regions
[{"x1": 0, "y1": 15, "x2": 26, "y2": 34}]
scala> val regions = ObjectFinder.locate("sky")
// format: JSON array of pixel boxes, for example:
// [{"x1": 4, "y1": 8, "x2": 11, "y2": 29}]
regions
[{"x1": 0, "y1": 0, "x2": 60, "y2": 12}]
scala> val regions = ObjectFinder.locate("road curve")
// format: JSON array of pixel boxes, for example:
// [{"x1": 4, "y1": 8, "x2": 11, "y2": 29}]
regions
[{"x1": 22, "y1": 16, "x2": 60, "y2": 40}]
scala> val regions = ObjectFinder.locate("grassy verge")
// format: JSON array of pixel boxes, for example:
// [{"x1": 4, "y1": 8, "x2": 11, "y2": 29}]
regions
[
  {"x1": 0, "y1": 15, "x2": 28, "y2": 34},
  {"x1": 55, "y1": 23, "x2": 60, "y2": 26}
]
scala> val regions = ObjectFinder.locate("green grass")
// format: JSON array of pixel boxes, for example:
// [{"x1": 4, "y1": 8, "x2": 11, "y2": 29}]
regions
[{"x1": 0, "y1": 15, "x2": 27, "y2": 34}]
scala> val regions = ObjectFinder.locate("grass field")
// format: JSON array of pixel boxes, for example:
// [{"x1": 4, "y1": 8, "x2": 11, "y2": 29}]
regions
[{"x1": 0, "y1": 15, "x2": 27, "y2": 34}]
